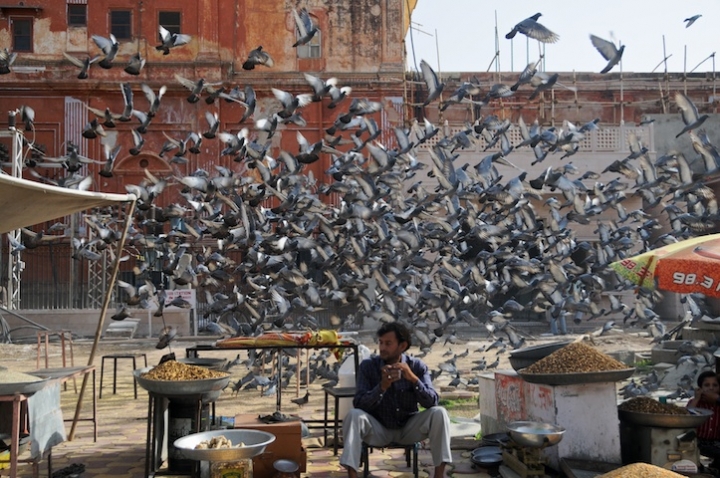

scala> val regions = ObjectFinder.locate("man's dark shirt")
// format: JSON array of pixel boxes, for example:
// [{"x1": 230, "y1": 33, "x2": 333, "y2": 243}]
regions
[{"x1": 353, "y1": 354, "x2": 439, "y2": 429}]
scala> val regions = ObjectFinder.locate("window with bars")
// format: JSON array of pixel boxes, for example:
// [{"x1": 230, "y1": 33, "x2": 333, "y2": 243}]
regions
[
  {"x1": 110, "y1": 10, "x2": 132, "y2": 40},
  {"x1": 297, "y1": 28, "x2": 321, "y2": 59},
  {"x1": 67, "y1": 4, "x2": 86, "y2": 27},
  {"x1": 12, "y1": 18, "x2": 32, "y2": 52},
  {"x1": 159, "y1": 11, "x2": 181, "y2": 35}
]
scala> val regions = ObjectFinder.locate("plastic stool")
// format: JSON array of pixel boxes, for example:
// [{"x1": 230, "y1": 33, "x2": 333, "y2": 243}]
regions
[
  {"x1": 100, "y1": 353, "x2": 147, "y2": 399},
  {"x1": 360, "y1": 441, "x2": 419, "y2": 478}
]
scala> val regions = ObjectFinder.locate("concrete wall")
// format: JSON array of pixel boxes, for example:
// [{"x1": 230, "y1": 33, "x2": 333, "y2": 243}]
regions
[{"x1": 4, "y1": 308, "x2": 190, "y2": 340}]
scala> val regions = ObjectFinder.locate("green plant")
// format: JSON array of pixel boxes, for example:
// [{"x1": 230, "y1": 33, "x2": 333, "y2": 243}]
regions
[{"x1": 634, "y1": 358, "x2": 653, "y2": 372}]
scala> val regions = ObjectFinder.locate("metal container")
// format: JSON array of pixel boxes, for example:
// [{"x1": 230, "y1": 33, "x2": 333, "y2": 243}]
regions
[
  {"x1": 178, "y1": 358, "x2": 228, "y2": 371},
  {"x1": 506, "y1": 421, "x2": 565, "y2": 448},
  {"x1": 472, "y1": 446, "x2": 502, "y2": 458},
  {"x1": 508, "y1": 341, "x2": 573, "y2": 371},
  {"x1": 173, "y1": 429, "x2": 276, "y2": 462},
  {"x1": 618, "y1": 407, "x2": 713, "y2": 428},
  {"x1": 517, "y1": 368, "x2": 635, "y2": 385},
  {"x1": 133, "y1": 367, "x2": 230, "y2": 399},
  {"x1": 0, "y1": 376, "x2": 50, "y2": 396}
]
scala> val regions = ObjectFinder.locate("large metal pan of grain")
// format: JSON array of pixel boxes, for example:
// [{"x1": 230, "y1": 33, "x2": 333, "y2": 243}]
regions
[
  {"x1": 517, "y1": 368, "x2": 635, "y2": 385},
  {"x1": 619, "y1": 407, "x2": 712, "y2": 428},
  {"x1": 133, "y1": 366, "x2": 230, "y2": 398},
  {"x1": 0, "y1": 370, "x2": 50, "y2": 396}
]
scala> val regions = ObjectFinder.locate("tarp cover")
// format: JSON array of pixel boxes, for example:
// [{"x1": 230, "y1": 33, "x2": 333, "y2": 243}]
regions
[{"x1": 0, "y1": 174, "x2": 133, "y2": 234}]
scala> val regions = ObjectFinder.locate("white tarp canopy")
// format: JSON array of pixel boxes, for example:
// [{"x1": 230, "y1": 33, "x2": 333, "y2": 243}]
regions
[
  {"x1": 0, "y1": 174, "x2": 133, "y2": 233},
  {"x1": 0, "y1": 174, "x2": 136, "y2": 441}
]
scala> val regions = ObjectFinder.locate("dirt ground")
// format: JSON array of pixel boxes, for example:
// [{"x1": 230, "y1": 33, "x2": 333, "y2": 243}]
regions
[{"x1": 0, "y1": 327, "x2": 657, "y2": 422}]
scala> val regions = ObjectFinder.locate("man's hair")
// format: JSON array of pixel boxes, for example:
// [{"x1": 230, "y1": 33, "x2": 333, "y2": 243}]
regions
[
  {"x1": 697, "y1": 370, "x2": 719, "y2": 387},
  {"x1": 377, "y1": 322, "x2": 412, "y2": 348}
]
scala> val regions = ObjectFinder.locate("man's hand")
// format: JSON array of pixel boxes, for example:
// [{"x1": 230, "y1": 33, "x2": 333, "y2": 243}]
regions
[
  {"x1": 390, "y1": 362, "x2": 419, "y2": 384},
  {"x1": 380, "y1": 365, "x2": 401, "y2": 391}
]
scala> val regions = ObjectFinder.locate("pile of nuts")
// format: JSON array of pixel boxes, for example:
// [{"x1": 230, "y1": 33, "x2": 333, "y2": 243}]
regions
[
  {"x1": 194, "y1": 435, "x2": 245, "y2": 449},
  {"x1": 598, "y1": 463, "x2": 685, "y2": 477},
  {"x1": 618, "y1": 397, "x2": 689, "y2": 415},
  {"x1": 141, "y1": 360, "x2": 228, "y2": 381},
  {"x1": 523, "y1": 342, "x2": 627, "y2": 374}
]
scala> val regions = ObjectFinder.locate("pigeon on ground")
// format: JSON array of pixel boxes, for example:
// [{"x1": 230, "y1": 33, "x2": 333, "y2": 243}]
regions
[{"x1": 291, "y1": 391, "x2": 310, "y2": 407}]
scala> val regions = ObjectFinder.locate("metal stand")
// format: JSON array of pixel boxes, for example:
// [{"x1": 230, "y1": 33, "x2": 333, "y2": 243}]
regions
[{"x1": 144, "y1": 392, "x2": 216, "y2": 478}]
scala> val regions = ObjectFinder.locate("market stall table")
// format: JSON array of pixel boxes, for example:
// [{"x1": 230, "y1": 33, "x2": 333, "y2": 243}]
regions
[
  {"x1": 33, "y1": 366, "x2": 97, "y2": 442},
  {"x1": 185, "y1": 341, "x2": 359, "y2": 413}
]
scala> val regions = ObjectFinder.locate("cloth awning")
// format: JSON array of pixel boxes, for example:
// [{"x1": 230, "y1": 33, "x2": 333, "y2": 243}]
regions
[{"x1": 0, "y1": 174, "x2": 134, "y2": 234}]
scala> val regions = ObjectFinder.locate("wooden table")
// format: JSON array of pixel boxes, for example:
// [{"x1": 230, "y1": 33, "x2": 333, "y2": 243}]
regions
[
  {"x1": 186, "y1": 343, "x2": 359, "y2": 412},
  {"x1": 0, "y1": 392, "x2": 31, "y2": 478}
]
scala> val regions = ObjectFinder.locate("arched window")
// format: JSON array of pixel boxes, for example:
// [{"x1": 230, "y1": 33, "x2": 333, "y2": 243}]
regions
[{"x1": 297, "y1": 27, "x2": 321, "y2": 59}]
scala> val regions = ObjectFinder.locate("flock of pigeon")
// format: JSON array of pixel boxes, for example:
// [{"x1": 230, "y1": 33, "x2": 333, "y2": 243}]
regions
[{"x1": 5, "y1": 10, "x2": 719, "y2": 394}]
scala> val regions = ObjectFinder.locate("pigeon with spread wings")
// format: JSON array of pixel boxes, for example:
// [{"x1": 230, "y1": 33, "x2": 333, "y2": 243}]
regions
[
  {"x1": 506, "y1": 13, "x2": 559, "y2": 43},
  {"x1": 675, "y1": 91, "x2": 709, "y2": 138},
  {"x1": 156, "y1": 25, "x2": 191, "y2": 55},
  {"x1": 292, "y1": 8, "x2": 318, "y2": 47},
  {"x1": 590, "y1": 34, "x2": 624, "y2": 74},
  {"x1": 419, "y1": 59, "x2": 445, "y2": 106}
]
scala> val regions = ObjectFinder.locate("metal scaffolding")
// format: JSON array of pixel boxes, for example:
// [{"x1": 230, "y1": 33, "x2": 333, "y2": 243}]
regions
[
  {"x1": 85, "y1": 214, "x2": 112, "y2": 309},
  {"x1": 0, "y1": 126, "x2": 25, "y2": 309}
]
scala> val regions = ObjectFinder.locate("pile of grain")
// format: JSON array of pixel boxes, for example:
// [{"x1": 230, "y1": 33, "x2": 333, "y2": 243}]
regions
[
  {"x1": 0, "y1": 370, "x2": 42, "y2": 383},
  {"x1": 141, "y1": 360, "x2": 228, "y2": 381},
  {"x1": 598, "y1": 462, "x2": 686, "y2": 477},
  {"x1": 523, "y1": 342, "x2": 627, "y2": 374},
  {"x1": 618, "y1": 397, "x2": 689, "y2": 415}
]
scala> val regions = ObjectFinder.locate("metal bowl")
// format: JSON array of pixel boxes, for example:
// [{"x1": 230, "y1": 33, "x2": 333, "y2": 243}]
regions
[
  {"x1": 472, "y1": 446, "x2": 502, "y2": 458},
  {"x1": 517, "y1": 368, "x2": 635, "y2": 385},
  {"x1": 0, "y1": 376, "x2": 51, "y2": 396},
  {"x1": 507, "y1": 421, "x2": 565, "y2": 448},
  {"x1": 471, "y1": 453, "x2": 503, "y2": 467},
  {"x1": 509, "y1": 341, "x2": 573, "y2": 360},
  {"x1": 177, "y1": 358, "x2": 228, "y2": 371},
  {"x1": 618, "y1": 407, "x2": 713, "y2": 428},
  {"x1": 481, "y1": 432, "x2": 510, "y2": 446},
  {"x1": 173, "y1": 429, "x2": 276, "y2": 461},
  {"x1": 133, "y1": 367, "x2": 230, "y2": 399}
]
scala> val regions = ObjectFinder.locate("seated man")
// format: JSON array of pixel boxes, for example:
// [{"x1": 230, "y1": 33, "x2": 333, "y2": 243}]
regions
[{"x1": 340, "y1": 322, "x2": 451, "y2": 478}]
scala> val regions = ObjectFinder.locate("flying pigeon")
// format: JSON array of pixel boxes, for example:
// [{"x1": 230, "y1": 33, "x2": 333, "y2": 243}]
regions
[
  {"x1": 684, "y1": 15, "x2": 702, "y2": 28},
  {"x1": 156, "y1": 25, "x2": 191, "y2": 55},
  {"x1": 590, "y1": 35, "x2": 624, "y2": 74},
  {"x1": 242, "y1": 46, "x2": 274, "y2": 70},
  {"x1": 506, "y1": 13, "x2": 559, "y2": 43},
  {"x1": 292, "y1": 8, "x2": 318, "y2": 47},
  {"x1": 419, "y1": 59, "x2": 445, "y2": 106},
  {"x1": 675, "y1": 92, "x2": 709, "y2": 138}
]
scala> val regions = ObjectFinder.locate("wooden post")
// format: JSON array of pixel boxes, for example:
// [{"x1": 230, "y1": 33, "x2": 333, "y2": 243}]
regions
[{"x1": 69, "y1": 198, "x2": 136, "y2": 440}]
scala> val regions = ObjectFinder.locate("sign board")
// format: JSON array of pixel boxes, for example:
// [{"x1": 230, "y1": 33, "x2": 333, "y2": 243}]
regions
[{"x1": 165, "y1": 289, "x2": 196, "y2": 309}]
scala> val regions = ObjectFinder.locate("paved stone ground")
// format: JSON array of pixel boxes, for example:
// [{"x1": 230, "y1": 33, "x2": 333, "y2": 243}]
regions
[{"x1": 0, "y1": 337, "x2": 496, "y2": 477}]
